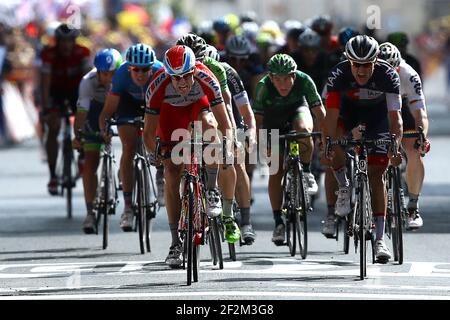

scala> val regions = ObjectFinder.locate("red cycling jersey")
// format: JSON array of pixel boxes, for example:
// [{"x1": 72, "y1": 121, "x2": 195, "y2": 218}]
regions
[
  {"x1": 41, "y1": 44, "x2": 91, "y2": 94},
  {"x1": 145, "y1": 61, "x2": 223, "y2": 146}
]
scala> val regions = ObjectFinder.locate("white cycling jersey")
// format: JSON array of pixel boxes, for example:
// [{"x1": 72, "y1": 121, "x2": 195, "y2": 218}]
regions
[
  {"x1": 398, "y1": 59, "x2": 426, "y2": 111},
  {"x1": 77, "y1": 68, "x2": 109, "y2": 112}
]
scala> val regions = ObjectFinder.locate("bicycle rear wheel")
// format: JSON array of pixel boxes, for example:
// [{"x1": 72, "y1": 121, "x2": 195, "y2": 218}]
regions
[
  {"x1": 63, "y1": 140, "x2": 74, "y2": 219},
  {"x1": 358, "y1": 177, "x2": 367, "y2": 280},
  {"x1": 209, "y1": 217, "x2": 223, "y2": 269},
  {"x1": 102, "y1": 157, "x2": 111, "y2": 250},
  {"x1": 295, "y1": 163, "x2": 308, "y2": 259},
  {"x1": 135, "y1": 162, "x2": 147, "y2": 255},
  {"x1": 187, "y1": 180, "x2": 195, "y2": 285},
  {"x1": 391, "y1": 167, "x2": 404, "y2": 264}
]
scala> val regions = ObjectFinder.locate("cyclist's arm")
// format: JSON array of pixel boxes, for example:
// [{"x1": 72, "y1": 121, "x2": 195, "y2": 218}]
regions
[
  {"x1": 302, "y1": 73, "x2": 326, "y2": 132},
  {"x1": 143, "y1": 112, "x2": 159, "y2": 153},
  {"x1": 75, "y1": 75, "x2": 93, "y2": 134},
  {"x1": 324, "y1": 91, "x2": 340, "y2": 139},
  {"x1": 222, "y1": 87, "x2": 237, "y2": 129},
  {"x1": 99, "y1": 93, "x2": 119, "y2": 132},
  {"x1": 387, "y1": 92, "x2": 403, "y2": 146},
  {"x1": 402, "y1": 64, "x2": 428, "y2": 136},
  {"x1": 412, "y1": 108, "x2": 428, "y2": 137}
]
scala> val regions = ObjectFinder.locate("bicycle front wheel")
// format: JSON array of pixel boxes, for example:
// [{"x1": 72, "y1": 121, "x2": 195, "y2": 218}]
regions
[
  {"x1": 358, "y1": 177, "x2": 368, "y2": 280},
  {"x1": 391, "y1": 167, "x2": 404, "y2": 264},
  {"x1": 135, "y1": 162, "x2": 147, "y2": 255},
  {"x1": 102, "y1": 156, "x2": 111, "y2": 250},
  {"x1": 63, "y1": 140, "x2": 74, "y2": 219},
  {"x1": 295, "y1": 163, "x2": 308, "y2": 259}
]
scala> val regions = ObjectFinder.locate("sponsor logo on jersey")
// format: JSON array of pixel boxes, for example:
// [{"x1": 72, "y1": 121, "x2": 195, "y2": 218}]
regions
[
  {"x1": 385, "y1": 67, "x2": 400, "y2": 89},
  {"x1": 196, "y1": 71, "x2": 220, "y2": 94},
  {"x1": 409, "y1": 75, "x2": 423, "y2": 95},
  {"x1": 327, "y1": 68, "x2": 343, "y2": 87}
]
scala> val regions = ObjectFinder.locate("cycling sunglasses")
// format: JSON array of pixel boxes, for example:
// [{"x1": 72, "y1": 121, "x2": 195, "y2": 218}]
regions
[
  {"x1": 130, "y1": 66, "x2": 151, "y2": 73},
  {"x1": 170, "y1": 70, "x2": 195, "y2": 81},
  {"x1": 350, "y1": 61, "x2": 374, "y2": 68}
]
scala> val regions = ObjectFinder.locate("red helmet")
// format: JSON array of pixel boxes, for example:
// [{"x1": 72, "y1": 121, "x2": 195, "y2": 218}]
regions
[{"x1": 163, "y1": 45, "x2": 196, "y2": 76}]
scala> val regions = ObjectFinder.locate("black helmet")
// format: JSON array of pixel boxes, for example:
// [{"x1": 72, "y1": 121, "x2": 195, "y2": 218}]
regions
[
  {"x1": 345, "y1": 35, "x2": 379, "y2": 63},
  {"x1": 54, "y1": 23, "x2": 80, "y2": 39},
  {"x1": 176, "y1": 33, "x2": 207, "y2": 60}
]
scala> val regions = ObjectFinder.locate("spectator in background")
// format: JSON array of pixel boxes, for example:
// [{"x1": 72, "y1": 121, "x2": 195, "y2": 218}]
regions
[{"x1": 387, "y1": 31, "x2": 422, "y2": 78}]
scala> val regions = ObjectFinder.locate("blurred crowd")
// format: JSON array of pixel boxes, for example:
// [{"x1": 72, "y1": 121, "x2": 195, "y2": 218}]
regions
[{"x1": 0, "y1": 1, "x2": 449, "y2": 145}]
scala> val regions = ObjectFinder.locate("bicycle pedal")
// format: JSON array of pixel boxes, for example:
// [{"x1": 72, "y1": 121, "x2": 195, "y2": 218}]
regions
[{"x1": 324, "y1": 234, "x2": 337, "y2": 239}]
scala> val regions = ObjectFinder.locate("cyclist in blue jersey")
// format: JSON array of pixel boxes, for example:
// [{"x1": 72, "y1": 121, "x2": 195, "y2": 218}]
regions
[
  {"x1": 72, "y1": 48, "x2": 123, "y2": 234},
  {"x1": 99, "y1": 43, "x2": 164, "y2": 232}
]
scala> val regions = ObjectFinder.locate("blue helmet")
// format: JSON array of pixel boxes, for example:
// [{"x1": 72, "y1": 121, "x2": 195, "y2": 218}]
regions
[
  {"x1": 94, "y1": 48, "x2": 123, "y2": 72},
  {"x1": 125, "y1": 43, "x2": 155, "y2": 67},
  {"x1": 338, "y1": 27, "x2": 359, "y2": 47}
]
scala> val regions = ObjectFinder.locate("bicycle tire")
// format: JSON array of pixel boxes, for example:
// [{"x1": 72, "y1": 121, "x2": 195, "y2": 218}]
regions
[
  {"x1": 63, "y1": 139, "x2": 73, "y2": 219},
  {"x1": 135, "y1": 162, "x2": 146, "y2": 255},
  {"x1": 392, "y1": 166, "x2": 404, "y2": 264},
  {"x1": 208, "y1": 219, "x2": 218, "y2": 266},
  {"x1": 284, "y1": 170, "x2": 296, "y2": 256},
  {"x1": 358, "y1": 177, "x2": 367, "y2": 280},
  {"x1": 102, "y1": 156, "x2": 110, "y2": 250},
  {"x1": 143, "y1": 164, "x2": 152, "y2": 253},
  {"x1": 295, "y1": 163, "x2": 308, "y2": 259},
  {"x1": 211, "y1": 217, "x2": 224, "y2": 269},
  {"x1": 187, "y1": 180, "x2": 195, "y2": 286}
]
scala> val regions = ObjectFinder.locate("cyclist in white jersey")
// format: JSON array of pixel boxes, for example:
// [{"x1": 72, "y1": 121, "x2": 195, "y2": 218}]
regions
[
  {"x1": 72, "y1": 49, "x2": 123, "y2": 234},
  {"x1": 378, "y1": 42, "x2": 430, "y2": 229}
]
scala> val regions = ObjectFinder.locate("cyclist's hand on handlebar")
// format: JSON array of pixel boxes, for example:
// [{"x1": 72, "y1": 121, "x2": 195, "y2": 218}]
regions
[
  {"x1": 388, "y1": 150, "x2": 402, "y2": 167},
  {"x1": 148, "y1": 152, "x2": 162, "y2": 166},
  {"x1": 417, "y1": 138, "x2": 431, "y2": 156},
  {"x1": 100, "y1": 128, "x2": 112, "y2": 143}
]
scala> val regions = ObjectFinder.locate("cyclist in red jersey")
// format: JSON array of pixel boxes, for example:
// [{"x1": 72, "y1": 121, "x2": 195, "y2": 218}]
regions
[
  {"x1": 40, "y1": 23, "x2": 91, "y2": 195},
  {"x1": 144, "y1": 46, "x2": 239, "y2": 268}
]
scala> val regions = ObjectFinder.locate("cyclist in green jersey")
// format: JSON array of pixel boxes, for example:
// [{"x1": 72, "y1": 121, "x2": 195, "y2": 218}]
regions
[{"x1": 253, "y1": 54, "x2": 326, "y2": 245}]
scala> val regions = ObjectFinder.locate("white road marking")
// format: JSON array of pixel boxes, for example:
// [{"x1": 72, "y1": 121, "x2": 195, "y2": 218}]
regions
[
  {"x1": 0, "y1": 291, "x2": 449, "y2": 300},
  {"x1": 0, "y1": 259, "x2": 449, "y2": 279}
]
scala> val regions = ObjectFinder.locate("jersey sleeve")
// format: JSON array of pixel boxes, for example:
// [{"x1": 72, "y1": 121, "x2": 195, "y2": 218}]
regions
[
  {"x1": 253, "y1": 79, "x2": 267, "y2": 115},
  {"x1": 325, "y1": 63, "x2": 346, "y2": 110},
  {"x1": 301, "y1": 72, "x2": 323, "y2": 109},
  {"x1": 77, "y1": 75, "x2": 94, "y2": 112},
  {"x1": 110, "y1": 65, "x2": 127, "y2": 96},
  {"x1": 381, "y1": 64, "x2": 401, "y2": 111},
  {"x1": 204, "y1": 57, "x2": 228, "y2": 91},
  {"x1": 400, "y1": 63, "x2": 426, "y2": 111},
  {"x1": 226, "y1": 65, "x2": 249, "y2": 108},
  {"x1": 195, "y1": 68, "x2": 224, "y2": 107},
  {"x1": 145, "y1": 70, "x2": 168, "y2": 115}
]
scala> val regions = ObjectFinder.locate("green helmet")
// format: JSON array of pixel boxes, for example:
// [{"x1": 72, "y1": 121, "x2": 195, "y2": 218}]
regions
[
  {"x1": 267, "y1": 54, "x2": 297, "y2": 75},
  {"x1": 387, "y1": 32, "x2": 409, "y2": 48}
]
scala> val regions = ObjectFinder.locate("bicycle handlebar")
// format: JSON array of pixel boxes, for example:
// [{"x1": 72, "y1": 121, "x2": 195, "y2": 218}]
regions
[{"x1": 279, "y1": 131, "x2": 322, "y2": 140}]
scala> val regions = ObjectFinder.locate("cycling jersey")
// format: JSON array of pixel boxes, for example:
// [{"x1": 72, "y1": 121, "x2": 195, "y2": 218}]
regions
[
  {"x1": 253, "y1": 70, "x2": 322, "y2": 131},
  {"x1": 221, "y1": 62, "x2": 250, "y2": 129},
  {"x1": 145, "y1": 61, "x2": 223, "y2": 146},
  {"x1": 111, "y1": 60, "x2": 164, "y2": 120},
  {"x1": 110, "y1": 61, "x2": 163, "y2": 101},
  {"x1": 397, "y1": 59, "x2": 426, "y2": 131},
  {"x1": 41, "y1": 44, "x2": 91, "y2": 109},
  {"x1": 202, "y1": 57, "x2": 228, "y2": 92},
  {"x1": 41, "y1": 44, "x2": 91, "y2": 93},
  {"x1": 326, "y1": 59, "x2": 401, "y2": 161},
  {"x1": 77, "y1": 68, "x2": 110, "y2": 148},
  {"x1": 77, "y1": 68, "x2": 109, "y2": 112}
]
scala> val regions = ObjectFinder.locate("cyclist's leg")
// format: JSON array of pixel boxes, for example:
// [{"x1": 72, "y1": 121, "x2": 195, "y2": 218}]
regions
[
  {"x1": 43, "y1": 106, "x2": 61, "y2": 194},
  {"x1": 117, "y1": 124, "x2": 137, "y2": 223},
  {"x1": 292, "y1": 107, "x2": 317, "y2": 193},
  {"x1": 366, "y1": 120, "x2": 391, "y2": 261},
  {"x1": 323, "y1": 125, "x2": 345, "y2": 236},
  {"x1": 402, "y1": 107, "x2": 424, "y2": 228}
]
